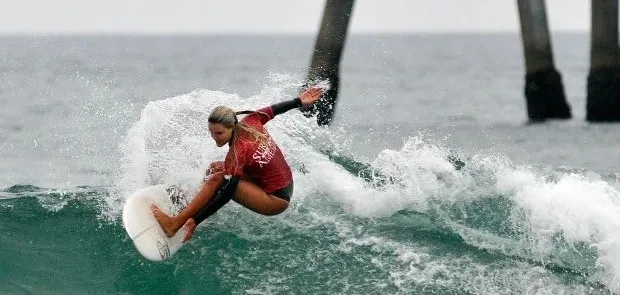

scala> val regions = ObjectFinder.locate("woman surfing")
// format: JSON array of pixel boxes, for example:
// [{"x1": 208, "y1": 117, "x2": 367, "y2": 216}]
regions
[{"x1": 151, "y1": 87, "x2": 325, "y2": 241}]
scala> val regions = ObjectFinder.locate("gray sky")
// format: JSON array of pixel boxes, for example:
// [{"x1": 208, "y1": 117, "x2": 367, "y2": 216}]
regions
[{"x1": 0, "y1": 0, "x2": 590, "y2": 34}]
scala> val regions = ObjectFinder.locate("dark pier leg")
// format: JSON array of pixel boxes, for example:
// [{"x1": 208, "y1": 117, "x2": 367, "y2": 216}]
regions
[
  {"x1": 302, "y1": 0, "x2": 355, "y2": 126},
  {"x1": 517, "y1": 0, "x2": 571, "y2": 122},
  {"x1": 586, "y1": 0, "x2": 620, "y2": 122}
]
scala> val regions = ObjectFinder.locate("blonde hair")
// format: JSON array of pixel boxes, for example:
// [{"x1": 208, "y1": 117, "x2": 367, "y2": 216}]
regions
[{"x1": 208, "y1": 105, "x2": 270, "y2": 146}]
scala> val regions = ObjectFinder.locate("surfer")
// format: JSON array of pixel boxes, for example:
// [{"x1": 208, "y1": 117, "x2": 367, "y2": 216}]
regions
[{"x1": 152, "y1": 86, "x2": 325, "y2": 241}]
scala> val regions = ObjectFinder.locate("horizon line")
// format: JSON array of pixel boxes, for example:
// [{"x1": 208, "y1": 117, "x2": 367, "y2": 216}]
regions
[{"x1": 0, "y1": 30, "x2": 590, "y2": 37}]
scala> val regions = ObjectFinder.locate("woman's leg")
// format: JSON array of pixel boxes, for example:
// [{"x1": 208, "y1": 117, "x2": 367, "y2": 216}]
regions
[
  {"x1": 232, "y1": 180, "x2": 289, "y2": 215},
  {"x1": 152, "y1": 172, "x2": 225, "y2": 237}
]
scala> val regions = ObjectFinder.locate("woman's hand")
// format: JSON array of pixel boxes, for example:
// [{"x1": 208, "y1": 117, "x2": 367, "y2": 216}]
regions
[
  {"x1": 299, "y1": 87, "x2": 325, "y2": 106},
  {"x1": 205, "y1": 161, "x2": 225, "y2": 180}
]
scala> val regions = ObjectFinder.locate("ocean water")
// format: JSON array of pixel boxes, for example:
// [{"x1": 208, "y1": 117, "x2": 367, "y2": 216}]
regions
[{"x1": 2, "y1": 34, "x2": 620, "y2": 294}]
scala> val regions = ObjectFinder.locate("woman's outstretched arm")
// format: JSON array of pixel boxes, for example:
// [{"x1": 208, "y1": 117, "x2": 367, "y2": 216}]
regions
[
  {"x1": 255, "y1": 87, "x2": 326, "y2": 123},
  {"x1": 272, "y1": 87, "x2": 325, "y2": 115},
  {"x1": 270, "y1": 97, "x2": 303, "y2": 116}
]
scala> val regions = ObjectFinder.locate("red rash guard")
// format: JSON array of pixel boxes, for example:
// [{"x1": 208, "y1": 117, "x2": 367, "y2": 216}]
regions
[
  {"x1": 224, "y1": 106, "x2": 293, "y2": 193},
  {"x1": 192, "y1": 98, "x2": 302, "y2": 225}
]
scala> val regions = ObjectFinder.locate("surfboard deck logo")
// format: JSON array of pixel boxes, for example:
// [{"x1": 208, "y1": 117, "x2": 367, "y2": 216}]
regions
[
  {"x1": 157, "y1": 241, "x2": 171, "y2": 260},
  {"x1": 166, "y1": 186, "x2": 184, "y2": 205}
]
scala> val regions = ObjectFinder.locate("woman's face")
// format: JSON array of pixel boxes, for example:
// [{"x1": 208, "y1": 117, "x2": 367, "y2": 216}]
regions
[{"x1": 208, "y1": 122, "x2": 233, "y2": 147}]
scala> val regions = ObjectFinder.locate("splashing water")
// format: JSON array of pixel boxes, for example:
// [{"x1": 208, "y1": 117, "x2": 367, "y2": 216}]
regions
[{"x1": 93, "y1": 79, "x2": 620, "y2": 293}]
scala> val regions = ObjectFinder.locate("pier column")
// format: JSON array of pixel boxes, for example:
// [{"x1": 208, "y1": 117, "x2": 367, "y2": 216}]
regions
[
  {"x1": 302, "y1": 0, "x2": 355, "y2": 126},
  {"x1": 517, "y1": 0, "x2": 571, "y2": 121},
  {"x1": 586, "y1": 0, "x2": 620, "y2": 122}
]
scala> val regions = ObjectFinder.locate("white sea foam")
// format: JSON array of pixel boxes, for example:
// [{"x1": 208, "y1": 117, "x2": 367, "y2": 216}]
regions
[
  {"x1": 339, "y1": 134, "x2": 620, "y2": 292},
  {"x1": 112, "y1": 80, "x2": 620, "y2": 293}
]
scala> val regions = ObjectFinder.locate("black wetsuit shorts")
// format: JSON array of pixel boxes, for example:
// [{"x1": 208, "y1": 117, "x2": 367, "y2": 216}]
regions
[{"x1": 271, "y1": 181, "x2": 293, "y2": 202}]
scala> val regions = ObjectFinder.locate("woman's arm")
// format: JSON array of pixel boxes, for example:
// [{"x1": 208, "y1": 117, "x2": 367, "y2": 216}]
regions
[
  {"x1": 269, "y1": 87, "x2": 326, "y2": 116},
  {"x1": 271, "y1": 98, "x2": 302, "y2": 116},
  {"x1": 254, "y1": 87, "x2": 325, "y2": 123}
]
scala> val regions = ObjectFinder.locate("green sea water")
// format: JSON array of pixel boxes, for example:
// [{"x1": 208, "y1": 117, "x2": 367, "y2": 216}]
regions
[{"x1": 2, "y1": 88, "x2": 617, "y2": 294}]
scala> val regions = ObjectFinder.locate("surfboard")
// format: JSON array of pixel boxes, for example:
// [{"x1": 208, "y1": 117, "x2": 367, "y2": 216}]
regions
[{"x1": 122, "y1": 184, "x2": 189, "y2": 261}]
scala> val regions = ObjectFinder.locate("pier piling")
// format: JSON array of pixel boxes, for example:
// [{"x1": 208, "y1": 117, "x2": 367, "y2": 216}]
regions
[
  {"x1": 586, "y1": 0, "x2": 620, "y2": 122},
  {"x1": 302, "y1": 0, "x2": 355, "y2": 126},
  {"x1": 517, "y1": 0, "x2": 572, "y2": 121}
]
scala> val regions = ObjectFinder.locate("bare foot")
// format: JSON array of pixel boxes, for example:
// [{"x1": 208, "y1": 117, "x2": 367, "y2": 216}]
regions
[
  {"x1": 182, "y1": 218, "x2": 197, "y2": 243},
  {"x1": 151, "y1": 204, "x2": 181, "y2": 237}
]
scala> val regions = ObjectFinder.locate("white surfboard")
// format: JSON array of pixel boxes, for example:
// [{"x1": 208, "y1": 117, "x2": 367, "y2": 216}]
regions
[{"x1": 122, "y1": 184, "x2": 189, "y2": 261}]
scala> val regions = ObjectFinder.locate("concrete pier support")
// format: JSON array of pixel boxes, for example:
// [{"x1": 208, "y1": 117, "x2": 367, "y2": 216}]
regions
[
  {"x1": 517, "y1": 0, "x2": 571, "y2": 121},
  {"x1": 586, "y1": 0, "x2": 620, "y2": 122},
  {"x1": 302, "y1": 0, "x2": 355, "y2": 126}
]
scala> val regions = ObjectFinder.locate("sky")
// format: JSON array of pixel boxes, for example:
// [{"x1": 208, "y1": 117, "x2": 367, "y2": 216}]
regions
[{"x1": 0, "y1": 0, "x2": 591, "y2": 34}]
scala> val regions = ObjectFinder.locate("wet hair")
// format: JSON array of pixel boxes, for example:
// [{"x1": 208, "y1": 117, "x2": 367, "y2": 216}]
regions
[{"x1": 208, "y1": 105, "x2": 270, "y2": 146}]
